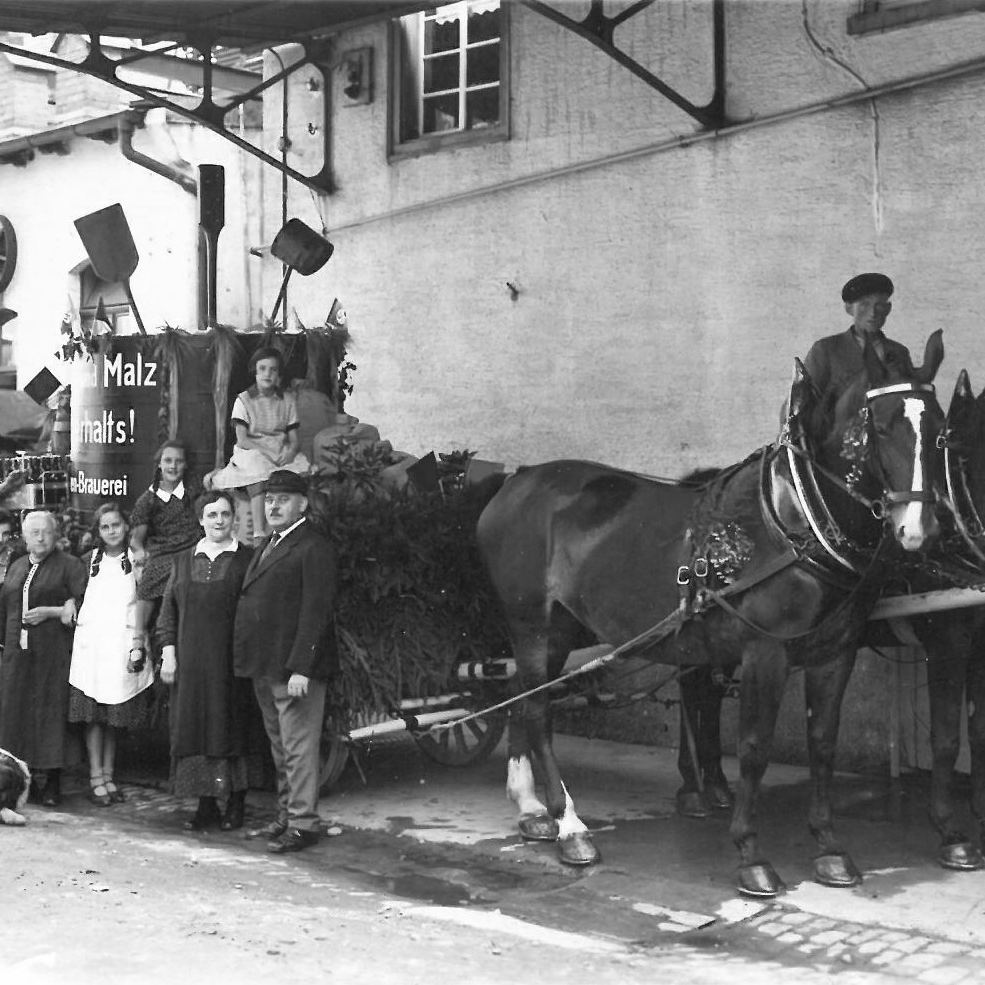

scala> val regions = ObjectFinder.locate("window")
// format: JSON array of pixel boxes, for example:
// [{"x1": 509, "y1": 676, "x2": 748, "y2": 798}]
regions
[
  {"x1": 848, "y1": 0, "x2": 985, "y2": 35},
  {"x1": 391, "y1": 1, "x2": 509, "y2": 155}
]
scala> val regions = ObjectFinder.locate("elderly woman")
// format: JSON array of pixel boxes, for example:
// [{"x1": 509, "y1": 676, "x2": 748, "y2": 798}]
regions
[
  {"x1": 157, "y1": 490, "x2": 261, "y2": 831},
  {"x1": 0, "y1": 510, "x2": 86, "y2": 807}
]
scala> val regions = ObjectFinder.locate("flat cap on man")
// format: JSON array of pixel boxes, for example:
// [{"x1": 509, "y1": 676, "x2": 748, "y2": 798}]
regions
[
  {"x1": 842, "y1": 272, "x2": 894, "y2": 303},
  {"x1": 264, "y1": 470, "x2": 309, "y2": 495}
]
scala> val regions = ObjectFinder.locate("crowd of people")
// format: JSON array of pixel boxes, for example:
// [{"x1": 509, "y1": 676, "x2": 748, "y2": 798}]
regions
[{"x1": 0, "y1": 400, "x2": 338, "y2": 854}]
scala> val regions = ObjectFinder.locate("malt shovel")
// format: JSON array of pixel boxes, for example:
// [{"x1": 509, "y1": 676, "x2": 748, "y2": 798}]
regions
[
  {"x1": 74, "y1": 203, "x2": 147, "y2": 336},
  {"x1": 269, "y1": 219, "x2": 334, "y2": 326}
]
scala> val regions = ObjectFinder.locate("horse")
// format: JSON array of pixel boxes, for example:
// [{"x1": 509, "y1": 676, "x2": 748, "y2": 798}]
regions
[
  {"x1": 477, "y1": 332, "x2": 945, "y2": 898},
  {"x1": 909, "y1": 369, "x2": 985, "y2": 871}
]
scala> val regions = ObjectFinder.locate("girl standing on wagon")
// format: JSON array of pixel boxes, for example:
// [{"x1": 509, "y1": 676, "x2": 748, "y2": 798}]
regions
[
  {"x1": 68, "y1": 503, "x2": 154, "y2": 805},
  {"x1": 129, "y1": 439, "x2": 202, "y2": 663},
  {"x1": 209, "y1": 347, "x2": 310, "y2": 544}
]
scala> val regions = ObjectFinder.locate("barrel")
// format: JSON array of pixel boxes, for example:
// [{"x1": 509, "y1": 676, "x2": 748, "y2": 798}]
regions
[{"x1": 70, "y1": 335, "x2": 217, "y2": 515}]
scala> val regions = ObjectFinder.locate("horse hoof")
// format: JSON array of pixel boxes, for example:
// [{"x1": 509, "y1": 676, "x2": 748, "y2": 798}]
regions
[
  {"x1": 518, "y1": 812, "x2": 559, "y2": 842},
  {"x1": 676, "y1": 790, "x2": 709, "y2": 818},
  {"x1": 939, "y1": 841, "x2": 985, "y2": 871},
  {"x1": 558, "y1": 831, "x2": 600, "y2": 866},
  {"x1": 735, "y1": 863, "x2": 786, "y2": 898},
  {"x1": 705, "y1": 782, "x2": 734, "y2": 812},
  {"x1": 813, "y1": 853, "x2": 863, "y2": 887}
]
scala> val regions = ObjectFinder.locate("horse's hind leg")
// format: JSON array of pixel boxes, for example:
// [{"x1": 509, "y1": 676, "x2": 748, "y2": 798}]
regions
[
  {"x1": 677, "y1": 666, "x2": 732, "y2": 818},
  {"x1": 967, "y1": 623, "x2": 985, "y2": 864},
  {"x1": 804, "y1": 649, "x2": 863, "y2": 887},
  {"x1": 731, "y1": 640, "x2": 788, "y2": 898},
  {"x1": 924, "y1": 615, "x2": 983, "y2": 870},
  {"x1": 506, "y1": 697, "x2": 558, "y2": 843}
]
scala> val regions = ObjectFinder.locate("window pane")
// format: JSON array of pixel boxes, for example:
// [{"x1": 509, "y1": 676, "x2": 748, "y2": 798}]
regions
[
  {"x1": 466, "y1": 43, "x2": 499, "y2": 87},
  {"x1": 424, "y1": 15, "x2": 460, "y2": 55},
  {"x1": 423, "y1": 92, "x2": 460, "y2": 133},
  {"x1": 468, "y1": 6, "x2": 500, "y2": 43},
  {"x1": 424, "y1": 52, "x2": 460, "y2": 93},
  {"x1": 466, "y1": 86, "x2": 499, "y2": 129}
]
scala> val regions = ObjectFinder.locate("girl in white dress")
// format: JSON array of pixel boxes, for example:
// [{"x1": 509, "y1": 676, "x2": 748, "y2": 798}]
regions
[
  {"x1": 68, "y1": 503, "x2": 154, "y2": 806},
  {"x1": 209, "y1": 347, "x2": 310, "y2": 544}
]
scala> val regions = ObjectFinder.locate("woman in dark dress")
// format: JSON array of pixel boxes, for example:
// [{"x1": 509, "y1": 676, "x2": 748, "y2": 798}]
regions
[
  {"x1": 129, "y1": 438, "x2": 202, "y2": 666},
  {"x1": 0, "y1": 510, "x2": 86, "y2": 807},
  {"x1": 157, "y1": 490, "x2": 261, "y2": 831}
]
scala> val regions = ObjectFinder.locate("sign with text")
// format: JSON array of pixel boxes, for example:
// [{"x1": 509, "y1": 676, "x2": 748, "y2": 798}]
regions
[{"x1": 70, "y1": 342, "x2": 162, "y2": 512}]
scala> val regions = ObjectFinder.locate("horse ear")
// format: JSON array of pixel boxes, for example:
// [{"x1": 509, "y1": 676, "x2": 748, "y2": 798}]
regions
[
  {"x1": 911, "y1": 329, "x2": 944, "y2": 384},
  {"x1": 788, "y1": 358, "x2": 812, "y2": 420}
]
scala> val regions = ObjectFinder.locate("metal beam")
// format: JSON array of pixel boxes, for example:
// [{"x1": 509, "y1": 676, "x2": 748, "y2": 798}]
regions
[
  {"x1": 0, "y1": 39, "x2": 335, "y2": 193},
  {"x1": 520, "y1": 0, "x2": 727, "y2": 131}
]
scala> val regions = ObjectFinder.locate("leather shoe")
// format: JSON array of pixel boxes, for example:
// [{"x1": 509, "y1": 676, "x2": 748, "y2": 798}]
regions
[
  {"x1": 267, "y1": 828, "x2": 319, "y2": 854},
  {"x1": 183, "y1": 797, "x2": 222, "y2": 831},
  {"x1": 245, "y1": 819, "x2": 287, "y2": 841}
]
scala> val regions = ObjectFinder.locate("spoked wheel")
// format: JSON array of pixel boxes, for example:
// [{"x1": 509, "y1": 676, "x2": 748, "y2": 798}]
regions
[
  {"x1": 318, "y1": 735, "x2": 350, "y2": 793},
  {"x1": 413, "y1": 709, "x2": 507, "y2": 766}
]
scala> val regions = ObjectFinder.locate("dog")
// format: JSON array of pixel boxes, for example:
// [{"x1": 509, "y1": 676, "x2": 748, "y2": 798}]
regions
[{"x1": 0, "y1": 747, "x2": 30, "y2": 826}]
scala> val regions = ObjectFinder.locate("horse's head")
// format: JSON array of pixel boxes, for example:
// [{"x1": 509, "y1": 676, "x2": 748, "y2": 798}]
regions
[
  {"x1": 944, "y1": 369, "x2": 985, "y2": 519},
  {"x1": 807, "y1": 330, "x2": 945, "y2": 552}
]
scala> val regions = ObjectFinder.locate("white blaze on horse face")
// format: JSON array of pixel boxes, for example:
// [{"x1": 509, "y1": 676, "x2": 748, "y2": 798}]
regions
[
  {"x1": 894, "y1": 396, "x2": 932, "y2": 552},
  {"x1": 507, "y1": 756, "x2": 548, "y2": 816}
]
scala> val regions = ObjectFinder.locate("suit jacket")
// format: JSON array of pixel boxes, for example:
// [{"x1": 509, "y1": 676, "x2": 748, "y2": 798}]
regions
[
  {"x1": 803, "y1": 327, "x2": 912, "y2": 396},
  {"x1": 233, "y1": 520, "x2": 339, "y2": 682}
]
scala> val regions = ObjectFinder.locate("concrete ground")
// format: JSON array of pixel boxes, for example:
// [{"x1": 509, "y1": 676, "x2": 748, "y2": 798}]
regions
[{"x1": 5, "y1": 730, "x2": 985, "y2": 984}]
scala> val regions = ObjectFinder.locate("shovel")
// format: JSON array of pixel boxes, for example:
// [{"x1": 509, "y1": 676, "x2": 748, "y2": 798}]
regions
[
  {"x1": 268, "y1": 218, "x2": 334, "y2": 326},
  {"x1": 198, "y1": 164, "x2": 225, "y2": 328},
  {"x1": 74, "y1": 203, "x2": 147, "y2": 335}
]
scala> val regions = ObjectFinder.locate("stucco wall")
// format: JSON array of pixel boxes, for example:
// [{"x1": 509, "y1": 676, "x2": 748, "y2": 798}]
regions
[{"x1": 0, "y1": 115, "x2": 264, "y2": 385}]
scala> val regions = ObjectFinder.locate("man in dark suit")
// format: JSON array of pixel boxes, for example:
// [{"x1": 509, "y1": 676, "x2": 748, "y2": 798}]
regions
[
  {"x1": 234, "y1": 470, "x2": 337, "y2": 853},
  {"x1": 803, "y1": 272, "x2": 913, "y2": 397}
]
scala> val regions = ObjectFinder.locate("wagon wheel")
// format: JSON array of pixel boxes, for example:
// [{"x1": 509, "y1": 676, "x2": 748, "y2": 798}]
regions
[
  {"x1": 318, "y1": 734, "x2": 350, "y2": 793},
  {"x1": 413, "y1": 708, "x2": 507, "y2": 766}
]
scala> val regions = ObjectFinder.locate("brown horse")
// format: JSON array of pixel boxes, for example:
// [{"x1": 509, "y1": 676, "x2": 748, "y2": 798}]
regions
[
  {"x1": 910, "y1": 369, "x2": 985, "y2": 870},
  {"x1": 477, "y1": 333, "x2": 944, "y2": 897}
]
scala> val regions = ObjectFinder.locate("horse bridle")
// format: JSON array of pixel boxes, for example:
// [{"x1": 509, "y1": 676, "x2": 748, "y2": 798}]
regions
[{"x1": 860, "y1": 381, "x2": 940, "y2": 510}]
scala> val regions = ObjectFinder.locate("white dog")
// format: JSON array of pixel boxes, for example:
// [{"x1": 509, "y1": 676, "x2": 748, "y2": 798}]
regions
[{"x1": 0, "y1": 747, "x2": 30, "y2": 825}]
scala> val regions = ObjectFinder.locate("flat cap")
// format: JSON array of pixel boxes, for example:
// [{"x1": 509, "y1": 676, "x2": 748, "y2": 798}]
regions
[
  {"x1": 264, "y1": 470, "x2": 309, "y2": 495},
  {"x1": 842, "y1": 272, "x2": 894, "y2": 303}
]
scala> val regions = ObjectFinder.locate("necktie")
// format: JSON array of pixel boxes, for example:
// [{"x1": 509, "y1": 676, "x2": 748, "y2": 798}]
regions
[{"x1": 260, "y1": 532, "x2": 280, "y2": 562}]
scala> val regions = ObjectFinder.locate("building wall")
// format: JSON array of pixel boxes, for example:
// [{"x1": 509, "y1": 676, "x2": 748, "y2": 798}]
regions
[
  {"x1": 249, "y1": 0, "x2": 985, "y2": 772},
  {"x1": 0, "y1": 115, "x2": 264, "y2": 387}
]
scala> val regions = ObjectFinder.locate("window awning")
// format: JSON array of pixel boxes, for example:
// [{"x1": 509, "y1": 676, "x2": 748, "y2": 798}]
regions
[{"x1": 0, "y1": 1, "x2": 437, "y2": 49}]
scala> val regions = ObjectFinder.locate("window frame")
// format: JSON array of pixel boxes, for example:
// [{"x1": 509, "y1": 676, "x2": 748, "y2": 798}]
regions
[
  {"x1": 848, "y1": 0, "x2": 985, "y2": 36},
  {"x1": 388, "y1": 0, "x2": 510, "y2": 160}
]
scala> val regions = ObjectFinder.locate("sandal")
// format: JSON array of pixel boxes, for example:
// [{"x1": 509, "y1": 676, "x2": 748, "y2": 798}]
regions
[
  {"x1": 104, "y1": 780, "x2": 125, "y2": 804},
  {"x1": 89, "y1": 776, "x2": 111, "y2": 807}
]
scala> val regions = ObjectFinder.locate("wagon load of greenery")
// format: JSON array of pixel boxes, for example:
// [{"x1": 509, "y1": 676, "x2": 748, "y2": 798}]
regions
[{"x1": 307, "y1": 447, "x2": 512, "y2": 733}]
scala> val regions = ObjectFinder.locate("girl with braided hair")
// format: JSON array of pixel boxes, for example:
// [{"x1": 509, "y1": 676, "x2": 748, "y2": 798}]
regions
[{"x1": 68, "y1": 504, "x2": 154, "y2": 806}]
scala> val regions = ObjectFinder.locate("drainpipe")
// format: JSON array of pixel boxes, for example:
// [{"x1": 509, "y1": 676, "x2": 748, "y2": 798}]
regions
[
  {"x1": 119, "y1": 110, "x2": 202, "y2": 326},
  {"x1": 118, "y1": 110, "x2": 197, "y2": 194}
]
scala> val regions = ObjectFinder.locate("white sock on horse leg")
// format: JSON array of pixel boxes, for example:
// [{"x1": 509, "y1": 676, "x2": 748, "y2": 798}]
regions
[
  {"x1": 556, "y1": 785, "x2": 588, "y2": 839},
  {"x1": 507, "y1": 756, "x2": 547, "y2": 816}
]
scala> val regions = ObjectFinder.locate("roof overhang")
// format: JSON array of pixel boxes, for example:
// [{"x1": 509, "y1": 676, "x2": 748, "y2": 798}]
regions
[{"x1": 0, "y1": 1, "x2": 438, "y2": 49}]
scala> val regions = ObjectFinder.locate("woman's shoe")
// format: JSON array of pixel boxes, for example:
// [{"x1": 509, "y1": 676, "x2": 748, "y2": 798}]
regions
[
  {"x1": 221, "y1": 791, "x2": 246, "y2": 831},
  {"x1": 88, "y1": 776, "x2": 112, "y2": 807},
  {"x1": 183, "y1": 797, "x2": 222, "y2": 831},
  {"x1": 104, "y1": 780, "x2": 125, "y2": 804}
]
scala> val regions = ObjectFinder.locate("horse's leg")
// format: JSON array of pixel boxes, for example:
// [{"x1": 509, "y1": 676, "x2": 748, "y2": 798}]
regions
[
  {"x1": 967, "y1": 617, "x2": 985, "y2": 862},
  {"x1": 677, "y1": 667, "x2": 732, "y2": 817},
  {"x1": 506, "y1": 700, "x2": 558, "y2": 842},
  {"x1": 802, "y1": 647, "x2": 863, "y2": 886},
  {"x1": 731, "y1": 640, "x2": 789, "y2": 897},
  {"x1": 924, "y1": 614, "x2": 983, "y2": 870}
]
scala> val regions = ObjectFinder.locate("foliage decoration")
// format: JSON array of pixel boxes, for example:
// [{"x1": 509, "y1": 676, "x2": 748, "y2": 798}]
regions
[{"x1": 307, "y1": 459, "x2": 511, "y2": 734}]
